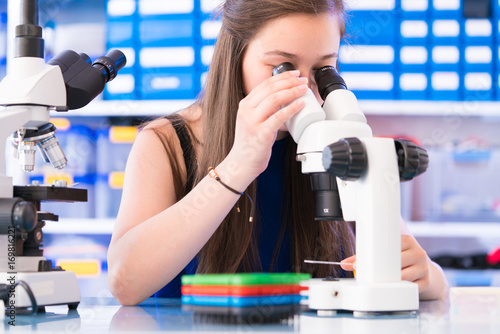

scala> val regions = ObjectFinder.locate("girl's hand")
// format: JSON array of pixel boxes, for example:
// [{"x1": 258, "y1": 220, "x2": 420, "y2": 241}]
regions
[
  {"x1": 227, "y1": 70, "x2": 308, "y2": 178},
  {"x1": 400, "y1": 234, "x2": 431, "y2": 293},
  {"x1": 340, "y1": 235, "x2": 431, "y2": 294}
]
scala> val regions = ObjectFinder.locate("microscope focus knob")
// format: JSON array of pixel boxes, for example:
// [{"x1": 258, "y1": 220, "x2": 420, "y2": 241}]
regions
[
  {"x1": 0, "y1": 198, "x2": 38, "y2": 234},
  {"x1": 322, "y1": 137, "x2": 367, "y2": 181},
  {"x1": 394, "y1": 139, "x2": 429, "y2": 181}
]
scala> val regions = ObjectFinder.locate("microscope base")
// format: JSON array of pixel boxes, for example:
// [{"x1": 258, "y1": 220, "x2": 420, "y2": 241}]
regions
[
  {"x1": 2, "y1": 271, "x2": 80, "y2": 310},
  {"x1": 305, "y1": 278, "x2": 419, "y2": 313}
]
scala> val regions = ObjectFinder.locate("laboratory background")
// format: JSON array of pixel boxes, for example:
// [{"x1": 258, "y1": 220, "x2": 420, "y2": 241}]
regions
[{"x1": 1, "y1": 0, "x2": 500, "y2": 307}]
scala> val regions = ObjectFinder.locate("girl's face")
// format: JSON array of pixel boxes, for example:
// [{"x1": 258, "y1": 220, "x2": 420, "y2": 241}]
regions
[{"x1": 242, "y1": 13, "x2": 341, "y2": 104}]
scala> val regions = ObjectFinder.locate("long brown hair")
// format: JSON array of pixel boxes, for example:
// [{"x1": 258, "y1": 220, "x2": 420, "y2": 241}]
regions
[{"x1": 155, "y1": 0, "x2": 354, "y2": 278}]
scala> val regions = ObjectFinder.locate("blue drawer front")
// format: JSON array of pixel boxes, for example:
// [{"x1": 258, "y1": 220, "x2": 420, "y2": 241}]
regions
[
  {"x1": 397, "y1": 72, "x2": 429, "y2": 100},
  {"x1": 341, "y1": 71, "x2": 395, "y2": 100},
  {"x1": 430, "y1": 71, "x2": 461, "y2": 100},
  {"x1": 139, "y1": 18, "x2": 196, "y2": 46},
  {"x1": 346, "y1": 10, "x2": 397, "y2": 45},
  {"x1": 463, "y1": 46, "x2": 493, "y2": 72},
  {"x1": 138, "y1": 0, "x2": 194, "y2": 16},
  {"x1": 399, "y1": 19, "x2": 430, "y2": 45},
  {"x1": 398, "y1": 45, "x2": 429, "y2": 72},
  {"x1": 430, "y1": 0, "x2": 462, "y2": 18},
  {"x1": 104, "y1": 70, "x2": 138, "y2": 101},
  {"x1": 463, "y1": 19, "x2": 493, "y2": 45},
  {"x1": 107, "y1": 19, "x2": 135, "y2": 46},
  {"x1": 140, "y1": 69, "x2": 198, "y2": 99},
  {"x1": 430, "y1": 18, "x2": 462, "y2": 45},
  {"x1": 430, "y1": 45, "x2": 461, "y2": 72},
  {"x1": 200, "y1": 18, "x2": 222, "y2": 42},
  {"x1": 462, "y1": 72, "x2": 494, "y2": 101},
  {"x1": 400, "y1": 0, "x2": 430, "y2": 18},
  {"x1": 339, "y1": 44, "x2": 395, "y2": 72},
  {"x1": 106, "y1": 0, "x2": 136, "y2": 18}
]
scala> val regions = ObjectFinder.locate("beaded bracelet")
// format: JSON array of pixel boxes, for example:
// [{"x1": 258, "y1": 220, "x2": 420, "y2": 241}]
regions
[{"x1": 208, "y1": 167, "x2": 254, "y2": 222}]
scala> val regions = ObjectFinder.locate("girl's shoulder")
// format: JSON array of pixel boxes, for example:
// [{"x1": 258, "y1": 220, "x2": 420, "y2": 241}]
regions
[{"x1": 141, "y1": 104, "x2": 202, "y2": 141}]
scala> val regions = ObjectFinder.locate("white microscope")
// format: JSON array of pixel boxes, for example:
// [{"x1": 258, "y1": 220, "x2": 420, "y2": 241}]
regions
[
  {"x1": 273, "y1": 63, "x2": 428, "y2": 315},
  {"x1": 0, "y1": 0, "x2": 125, "y2": 313}
]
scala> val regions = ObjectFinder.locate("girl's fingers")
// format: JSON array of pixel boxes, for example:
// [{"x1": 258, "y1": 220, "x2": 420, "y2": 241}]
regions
[
  {"x1": 340, "y1": 262, "x2": 356, "y2": 271},
  {"x1": 255, "y1": 83, "x2": 308, "y2": 122},
  {"x1": 245, "y1": 70, "x2": 299, "y2": 98},
  {"x1": 401, "y1": 248, "x2": 416, "y2": 269},
  {"x1": 401, "y1": 265, "x2": 423, "y2": 283},
  {"x1": 245, "y1": 71, "x2": 308, "y2": 108},
  {"x1": 413, "y1": 277, "x2": 431, "y2": 293},
  {"x1": 401, "y1": 234, "x2": 414, "y2": 252},
  {"x1": 340, "y1": 255, "x2": 356, "y2": 271},
  {"x1": 264, "y1": 98, "x2": 305, "y2": 134}
]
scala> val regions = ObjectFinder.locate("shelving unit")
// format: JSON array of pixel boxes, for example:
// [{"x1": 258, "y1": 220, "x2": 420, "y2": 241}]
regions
[
  {"x1": 45, "y1": 218, "x2": 115, "y2": 235},
  {"x1": 43, "y1": 219, "x2": 500, "y2": 239},
  {"x1": 407, "y1": 222, "x2": 500, "y2": 239},
  {"x1": 49, "y1": 99, "x2": 500, "y2": 118}
]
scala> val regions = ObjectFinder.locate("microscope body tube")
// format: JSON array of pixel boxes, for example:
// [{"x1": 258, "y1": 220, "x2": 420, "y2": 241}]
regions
[
  {"x1": 285, "y1": 89, "x2": 325, "y2": 143},
  {"x1": 322, "y1": 89, "x2": 367, "y2": 123}
]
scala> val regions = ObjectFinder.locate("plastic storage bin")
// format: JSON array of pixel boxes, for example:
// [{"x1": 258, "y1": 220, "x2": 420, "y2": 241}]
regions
[
  {"x1": 95, "y1": 172, "x2": 124, "y2": 219},
  {"x1": 43, "y1": 233, "x2": 111, "y2": 283},
  {"x1": 416, "y1": 148, "x2": 500, "y2": 222},
  {"x1": 96, "y1": 126, "x2": 137, "y2": 174},
  {"x1": 95, "y1": 126, "x2": 137, "y2": 218}
]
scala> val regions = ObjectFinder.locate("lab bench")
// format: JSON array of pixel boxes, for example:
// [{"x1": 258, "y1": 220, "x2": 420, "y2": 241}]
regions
[{"x1": 5, "y1": 290, "x2": 500, "y2": 334}]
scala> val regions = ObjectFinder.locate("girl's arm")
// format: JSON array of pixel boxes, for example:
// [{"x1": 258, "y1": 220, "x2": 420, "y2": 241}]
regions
[
  {"x1": 107, "y1": 127, "x2": 254, "y2": 305},
  {"x1": 107, "y1": 71, "x2": 308, "y2": 306}
]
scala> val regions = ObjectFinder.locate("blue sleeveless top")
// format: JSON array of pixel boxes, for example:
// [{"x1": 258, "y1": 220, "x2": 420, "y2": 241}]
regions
[{"x1": 154, "y1": 137, "x2": 291, "y2": 298}]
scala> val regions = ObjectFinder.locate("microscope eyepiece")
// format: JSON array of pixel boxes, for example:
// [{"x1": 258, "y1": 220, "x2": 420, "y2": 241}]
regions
[
  {"x1": 93, "y1": 49, "x2": 127, "y2": 83},
  {"x1": 315, "y1": 66, "x2": 348, "y2": 101},
  {"x1": 272, "y1": 62, "x2": 296, "y2": 76}
]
